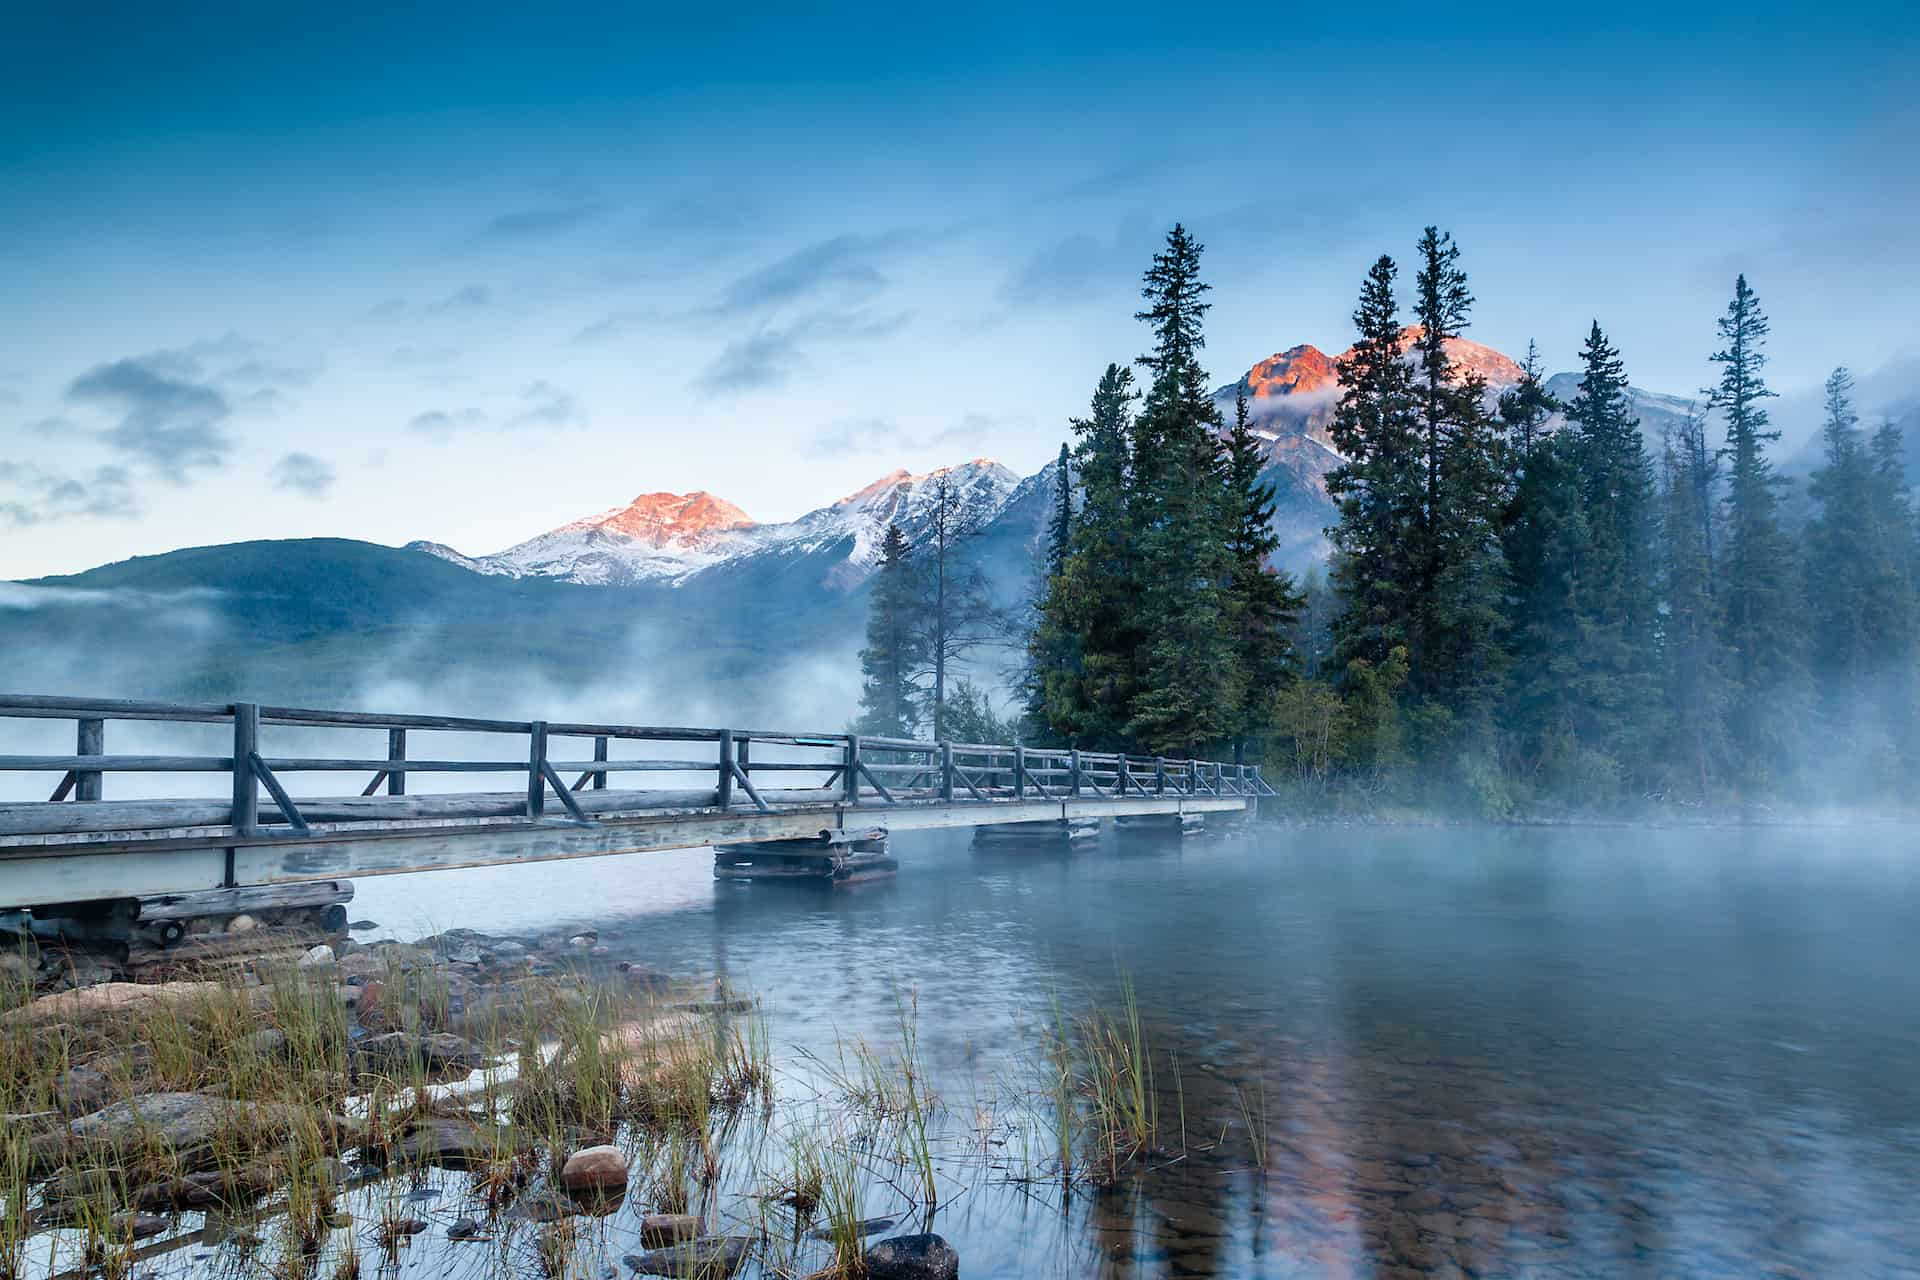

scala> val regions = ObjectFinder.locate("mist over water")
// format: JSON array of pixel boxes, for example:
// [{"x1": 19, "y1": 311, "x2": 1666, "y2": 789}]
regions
[{"x1": 353, "y1": 821, "x2": 1920, "y2": 1277}]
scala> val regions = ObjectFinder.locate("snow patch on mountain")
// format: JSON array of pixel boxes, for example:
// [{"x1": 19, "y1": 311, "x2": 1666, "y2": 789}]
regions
[{"x1": 410, "y1": 459, "x2": 1022, "y2": 589}]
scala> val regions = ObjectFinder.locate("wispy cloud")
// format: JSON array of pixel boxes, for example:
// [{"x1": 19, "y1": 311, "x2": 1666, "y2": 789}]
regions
[
  {"x1": 407, "y1": 407, "x2": 490, "y2": 433},
  {"x1": 0, "y1": 462, "x2": 140, "y2": 527},
  {"x1": 431, "y1": 284, "x2": 492, "y2": 312},
  {"x1": 505, "y1": 381, "x2": 585, "y2": 429},
  {"x1": 268, "y1": 452, "x2": 336, "y2": 497},
  {"x1": 800, "y1": 410, "x2": 1024, "y2": 460},
  {"x1": 695, "y1": 308, "x2": 912, "y2": 396},
  {"x1": 480, "y1": 202, "x2": 612, "y2": 241},
  {"x1": 65, "y1": 358, "x2": 231, "y2": 480},
  {"x1": 709, "y1": 232, "x2": 902, "y2": 317}
]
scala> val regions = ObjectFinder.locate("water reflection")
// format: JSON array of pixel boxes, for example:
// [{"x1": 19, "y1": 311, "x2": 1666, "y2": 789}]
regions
[{"x1": 351, "y1": 822, "x2": 1920, "y2": 1276}]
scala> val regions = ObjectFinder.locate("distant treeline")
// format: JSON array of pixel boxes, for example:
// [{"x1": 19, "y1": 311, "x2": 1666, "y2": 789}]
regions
[{"x1": 1005, "y1": 225, "x2": 1917, "y2": 815}]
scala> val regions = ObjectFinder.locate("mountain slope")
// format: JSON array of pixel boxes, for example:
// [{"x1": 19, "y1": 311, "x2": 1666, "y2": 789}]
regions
[{"x1": 413, "y1": 459, "x2": 1021, "y2": 591}]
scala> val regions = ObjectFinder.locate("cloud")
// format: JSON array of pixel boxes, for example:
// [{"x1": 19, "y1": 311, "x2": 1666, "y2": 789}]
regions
[
  {"x1": 407, "y1": 407, "x2": 490, "y2": 433},
  {"x1": 0, "y1": 462, "x2": 139, "y2": 527},
  {"x1": 709, "y1": 232, "x2": 897, "y2": 317},
  {"x1": 389, "y1": 345, "x2": 460, "y2": 367},
  {"x1": 65, "y1": 357, "x2": 231, "y2": 480},
  {"x1": 505, "y1": 381, "x2": 585, "y2": 430},
  {"x1": 694, "y1": 308, "x2": 912, "y2": 396},
  {"x1": 801, "y1": 410, "x2": 1028, "y2": 459},
  {"x1": 268, "y1": 452, "x2": 335, "y2": 497},
  {"x1": 999, "y1": 232, "x2": 1134, "y2": 307},
  {"x1": 481, "y1": 202, "x2": 611, "y2": 241},
  {"x1": 572, "y1": 308, "x2": 657, "y2": 346},
  {"x1": 222, "y1": 358, "x2": 318, "y2": 389},
  {"x1": 431, "y1": 285, "x2": 492, "y2": 312},
  {"x1": 697, "y1": 331, "x2": 803, "y2": 394}
]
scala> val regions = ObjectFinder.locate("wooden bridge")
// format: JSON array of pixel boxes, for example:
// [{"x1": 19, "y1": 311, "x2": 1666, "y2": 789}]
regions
[{"x1": 0, "y1": 694, "x2": 1269, "y2": 928}]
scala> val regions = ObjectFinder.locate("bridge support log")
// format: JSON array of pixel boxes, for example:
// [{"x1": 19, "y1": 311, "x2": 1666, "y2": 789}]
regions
[
  {"x1": 713, "y1": 828, "x2": 893, "y2": 885},
  {"x1": 971, "y1": 817, "x2": 1098, "y2": 852}
]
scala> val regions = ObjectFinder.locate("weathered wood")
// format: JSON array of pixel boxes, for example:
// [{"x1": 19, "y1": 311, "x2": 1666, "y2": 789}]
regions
[
  {"x1": 844, "y1": 735, "x2": 861, "y2": 804},
  {"x1": 387, "y1": 728, "x2": 407, "y2": 796},
  {"x1": 526, "y1": 722, "x2": 548, "y2": 820},
  {"x1": 0, "y1": 755, "x2": 232, "y2": 772},
  {"x1": 248, "y1": 753, "x2": 310, "y2": 834},
  {"x1": 716, "y1": 729, "x2": 734, "y2": 810},
  {"x1": 134, "y1": 881, "x2": 354, "y2": 921},
  {"x1": 231, "y1": 703, "x2": 258, "y2": 837},
  {"x1": 592, "y1": 736, "x2": 608, "y2": 791},
  {"x1": 75, "y1": 718, "x2": 104, "y2": 801},
  {"x1": 48, "y1": 772, "x2": 77, "y2": 802}
]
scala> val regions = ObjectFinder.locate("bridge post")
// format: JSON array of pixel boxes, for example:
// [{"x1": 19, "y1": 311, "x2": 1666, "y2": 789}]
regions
[
  {"x1": 231, "y1": 702, "x2": 259, "y2": 837},
  {"x1": 1014, "y1": 746, "x2": 1026, "y2": 799},
  {"x1": 717, "y1": 729, "x2": 735, "y2": 809},
  {"x1": 1155, "y1": 756, "x2": 1167, "y2": 794},
  {"x1": 387, "y1": 728, "x2": 407, "y2": 796},
  {"x1": 1069, "y1": 748, "x2": 1081, "y2": 796},
  {"x1": 592, "y1": 735, "x2": 608, "y2": 790},
  {"x1": 527, "y1": 721, "x2": 549, "y2": 819},
  {"x1": 939, "y1": 742, "x2": 954, "y2": 801},
  {"x1": 75, "y1": 717, "x2": 104, "y2": 802},
  {"x1": 1188, "y1": 758, "x2": 1199, "y2": 795},
  {"x1": 844, "y1": 735, "x2": 861, "y2": 804}
]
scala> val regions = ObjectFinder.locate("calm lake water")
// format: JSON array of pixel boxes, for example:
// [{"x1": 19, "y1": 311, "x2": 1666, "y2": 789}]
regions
[{"x1": 337, "y1": 820, "x2": 1920, "y2": 1279}]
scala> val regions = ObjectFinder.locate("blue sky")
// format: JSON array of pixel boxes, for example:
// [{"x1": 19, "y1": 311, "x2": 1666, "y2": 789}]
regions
[{"x1": 2, "y1": 1, "x2": 1915, "y2": 577}]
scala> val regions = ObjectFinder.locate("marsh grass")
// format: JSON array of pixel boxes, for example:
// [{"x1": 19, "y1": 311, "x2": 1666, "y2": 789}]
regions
[{"x1": 1232, "y1": 1070, "x2": 1269, "y2": 1172}]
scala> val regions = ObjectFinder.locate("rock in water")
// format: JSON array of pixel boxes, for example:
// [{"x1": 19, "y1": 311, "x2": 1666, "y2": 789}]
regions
[
  {"x1": 638, "y1": 1214, "x2": 704, "y2": 1246},
  {"x1": 865, "y1": 1233, "x2": 960, "y2": 1280},
  {"x1": 623, "y1": 1235, "x2": 754, "y2": 1277},
  {"x1": 560, "y1": 1144, "x2": 629, "y2": 1193}
]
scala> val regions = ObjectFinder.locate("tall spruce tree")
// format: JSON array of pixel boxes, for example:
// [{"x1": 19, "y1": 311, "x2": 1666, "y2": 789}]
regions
[
  {"x1": 857, "y1": 522, "x2": 924, "y2": 736},
  {"x1": 1408, "y1": 227, "x2": 1508, "y2": 732},
  {"x1": 912, "y1": 472, "x2": 1001, "y2": 741},
  {"x1": 1222, "y1": 384, "x2": 1305, "y2": 759},
  {"x1": 1707, "y1": 275, "x2": 1802, "y2": 784},
  {"x1": 1124, "y1": 225, "x2": 1243, "y2": 756},
  {"x1": 1022, "y1": 443, "x2": 1080, "y2": 742},
  {"x1": 1657, "y1": 408, "x2": 1730, "y2": 796},
  {"x1": 1327, "y1": 255, "x2": 1422, "y2": 676},
  {"x1": 1036, "y1": 363, "x2": 1140, "y2": 746},
  {"x1": 1564, "y1": 321, "x2": 1659, "y2": 774}
]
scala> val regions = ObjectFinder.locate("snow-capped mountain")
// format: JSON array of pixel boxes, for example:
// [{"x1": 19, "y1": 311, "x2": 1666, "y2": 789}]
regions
[{"x1": 409, "y1": 459, "x2": 1022, "y2": 590}]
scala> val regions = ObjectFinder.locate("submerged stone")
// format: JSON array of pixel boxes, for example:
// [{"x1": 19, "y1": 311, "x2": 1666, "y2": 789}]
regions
[
  {"x1": 623, "y1": 1234, "x2": 754, "y2": 1277},
  {"x1": 864, "y1": 1233, "x2": 960, "y2": 1280}
]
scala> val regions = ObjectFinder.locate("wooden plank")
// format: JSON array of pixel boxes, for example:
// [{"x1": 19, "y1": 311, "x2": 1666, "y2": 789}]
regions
[
  {"x1": 248, "y1": 754, "x2": 310, "y2": 835},
  {"x1": 526, "y1": 722, "x2": 548, "y2": 820},
  {"x1": 231, "y1": 703, "x2": 258, "y2": 837},
  {"x1": 47, "y1": 772, "x2": 77, "y2": 803},
  {"x1": 134, "y1": 881, "x2": 354, "y2": 921},
  {"x1": 0, "y1": 755, "x2": 231, "y2": 772},
  {"x1": 75, "y1": 718, "x2": 104, "y2": 801}
]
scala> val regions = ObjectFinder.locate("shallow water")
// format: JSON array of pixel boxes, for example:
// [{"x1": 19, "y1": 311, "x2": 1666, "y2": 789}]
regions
[{"x1": 337, "y1": 821, "x2": 1920, "y2": 1278}]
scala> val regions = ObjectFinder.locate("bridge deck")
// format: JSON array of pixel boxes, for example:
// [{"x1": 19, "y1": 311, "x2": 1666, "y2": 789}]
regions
[{"x1": 1, "y1": 695, "x2": 1267, "y2": 911}]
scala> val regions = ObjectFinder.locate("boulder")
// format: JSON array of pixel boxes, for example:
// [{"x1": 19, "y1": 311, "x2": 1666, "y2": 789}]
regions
[
  {"x1": 357, "y1": 1031, "x2": 481, "y2": 1075},
  {"x1": 390, "y1": 1116, "x2": 508, "y2": 1169},
  {"x1": 638, "y1": 1214, "x2": 704, "y2": 1247},
  {"x1": 67, "y1": 1093, "x2": 311, "y2": 1161},
  {"x1": 297, "y1": 944, "x2": 336, "y2": 969},
  {"x1": 560, "y1": 1144, "x2": 629, "y2": 1194},
  {"x1": 118, "y1": 1213, "x2": 170, "y2": 1240},
  {"x1": 624, "y1": 1235, "x2": 754, "y2": 1278},
  {"x1": 865, "y1": 1234, "x2": 960, "y2": 1280},
  {"x1": 447, "y1": 1217, "x2": 486, "y2": 1241},
  {"x1": 228, "y1": 914, "x2": 256, "y2": 933}
]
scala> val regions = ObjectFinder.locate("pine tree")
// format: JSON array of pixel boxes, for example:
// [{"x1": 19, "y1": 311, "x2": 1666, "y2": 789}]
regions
[
  {"x1": 1326, "y1": 255, "x2": 1422, "y2": 676},
  {"x1": 1124, "y1": 225, "x2": 1244, "y2": 756},
  {"x1": 1708, "y1": 275, "x2": 1803, "y2": 785},
  {"x1": 1658, "y1": 406, "x2": 1730, "y2": 797},
  {"x1": 1563, "y1": 321, "x2": 1659, "y2": 775},
  {"x1": 857, "y1": 522, "x2": 924, "y2": 737},
  {"x1": 1407, "y1": 227, "x2": 1508, "y2": 735},
  {"x1": 1022, "y1": 444, "x2": 1079, "y2": 742},
  {"x1": 1037, "y1": 363, "x2": 1140, "y2": 746},
  {"x1": 913, "y1": 472, "x2": 1002, "y2": 741},
  {"x1": 1222, "y1": 384, "x2": 1305, "y2": 759}
]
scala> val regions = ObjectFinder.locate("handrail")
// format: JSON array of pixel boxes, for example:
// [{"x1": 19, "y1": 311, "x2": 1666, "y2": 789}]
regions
[{"x1": 0, "y1": 693, "x2": 1269, "y2": 837}]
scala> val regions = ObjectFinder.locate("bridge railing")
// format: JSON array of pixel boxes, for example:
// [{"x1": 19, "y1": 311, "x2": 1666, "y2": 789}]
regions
[{"x1": 0, "y1": 694, "x2": 1274, "y2": 840}]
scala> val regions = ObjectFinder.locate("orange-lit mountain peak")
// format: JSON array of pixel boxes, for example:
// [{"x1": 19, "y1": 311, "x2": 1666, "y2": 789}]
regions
[{"x1": 564, "y1": 491, "x2": 756, "y2": 547}]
